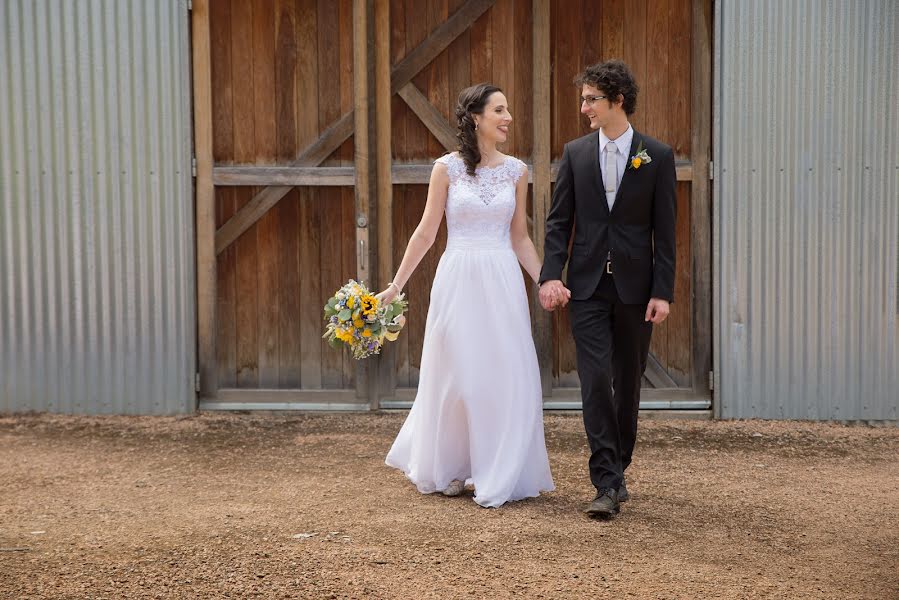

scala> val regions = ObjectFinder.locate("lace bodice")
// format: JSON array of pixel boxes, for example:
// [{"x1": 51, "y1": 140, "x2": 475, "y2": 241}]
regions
[{"x1": 435, "y1": 153, "x2": 526, "y2": 251}]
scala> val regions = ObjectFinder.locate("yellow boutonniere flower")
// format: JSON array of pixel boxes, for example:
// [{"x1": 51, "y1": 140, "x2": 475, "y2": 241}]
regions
[{"x1": 629, "y1": 145, "x2": 652, "y2": 170}]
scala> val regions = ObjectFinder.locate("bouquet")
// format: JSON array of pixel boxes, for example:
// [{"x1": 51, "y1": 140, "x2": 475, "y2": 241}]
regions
[{"x1": 323, "y1": 279, "x2": 408, "y2": 359}]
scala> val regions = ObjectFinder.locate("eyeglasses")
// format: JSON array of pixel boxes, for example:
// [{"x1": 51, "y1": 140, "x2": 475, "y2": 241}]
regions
[{"x1": 580, "y1": 95, "x2": 607, "y2": 106}]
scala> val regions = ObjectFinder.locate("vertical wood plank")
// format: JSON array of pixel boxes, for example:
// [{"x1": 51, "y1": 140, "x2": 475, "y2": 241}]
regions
[
  {"x1": 254, "y1": 0, "x2": 280, "y2": 387},
  {"x1": 353, "y1": 0, "x2": 373, "y2": 402},
  {"x1": 296, "y1": 0, "x2": 319, "y2": 149},
  {"x1": 390, "y1": 1, "x2": 410, "y2": 386},
  {"x1": 276, "y1": 0, "x2": 298, "y2": 162},
  {"x1": 582, "y1": 0, "x2": 601, "y2": 69},
  {"x1": 318, "y1": 0, "x2": 341, "y2": 156},
  {"x1": 390, "y1": 0, "x2": 410, "y2": 161},
  {"x1": 277, "y1": 190, "x2": 301, "y2": 387},
  {"x1": 375, "y1": 0, "x2": 396, "y2": 400},
  {"x1": 317, "y1": 0, "x2": 343, "y2": 387},
  {"x1": 406, "y1": 0, "x2": 430, "y2": 162},
  {"x1": 275, "y1": 0, "x2": 301, "y2": 386},
  {"x1": 405, "y1": 189, "x2": 425, "y2": 384},
  {"x1": 601, "y1": 0, "x2": 626, "y2": 62},
  {"x1": 551, "y1": 0, "x2": 584, "y2": 158},
  {"x1": 342, "y1": 186, "x2": 358, "y2": 389},
  {"x1": 667, "y1": 183, "x2": 693, "y2": 384},
  {"x1": 512, "y1": 0, "x2": 532, "y2": 158},
  {"x1": 550, "y1": 1, "x2": 583, "y2": 383},
  {"x1": 669, "y1": 0, "x2": 691, "y2": 156},
  {"x1": 338, "y1": 0, "x2": 356, "y2": 164},
  {"x1": 231, "y1": 0, "x2": 259, "y2": 387},
  {"x1": 622, "y1": 0, "x2": 647, "y2": 131},
  {"x1": 400, "y1": 2, "x2": 430, "y2": 389},
  {"x1": 643, "y1": 0, "x2": 670, "y2": 142},
  {"x1": 691, "y1": 0, "x2": 712, "y2": 398},
  {"x1": 532, "y1": 0, "x2": 552, "y2": 396},
  {"x1": 211, "y1": 0, "x2": 233, "y2": 164},
  {"x1": 446, "y1": 0, "x2": 469, "y2": 123},
  {"x1": 318, "y1": 190, "x2": 344, "y2": 388},
  {"x1": 299, "y1": 188, "x2": 323, "y2": 388},
  {"x1": 193, "y1": 0, "x2": 217, "y2": 400},
  {"x1": 216, "y1": 190, "x2": 238, "y2": 388},
  {"x1": 469, "y1": 7, "x2": 491, "y2": 84},
  {"x1": 296, "y1": 0, "x2": 322, "y2": 389},
  {"x1": 426, "y1": 0, "x2": 449, "y2": 158},
  {"x1": 393, "y1": 185, "x2": 410, "y2": 386},
  {"x1": 491, "y1": 0, "x2": 514, "y2": 137},
  {"x1": 211, "y1": 1, "x2": 236, "y2": 388}
]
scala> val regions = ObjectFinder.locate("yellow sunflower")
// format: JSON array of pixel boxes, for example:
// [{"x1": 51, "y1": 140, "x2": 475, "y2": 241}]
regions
[{"x1": 360, "y1": 294, "x2": 379, "y2": 318}]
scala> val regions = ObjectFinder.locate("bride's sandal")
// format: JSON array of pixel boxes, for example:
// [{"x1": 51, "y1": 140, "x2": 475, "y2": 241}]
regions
[{"x1": 441, "y1": 479, "x2": 464, "y2": 497}]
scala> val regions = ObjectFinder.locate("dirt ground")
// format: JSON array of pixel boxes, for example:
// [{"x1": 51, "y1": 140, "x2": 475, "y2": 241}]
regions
[{"x1": 1, "y1": 412, "x2": 897, "y2": 600}]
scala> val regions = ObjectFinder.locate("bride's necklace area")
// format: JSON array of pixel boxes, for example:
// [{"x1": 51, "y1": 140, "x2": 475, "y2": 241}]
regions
[{"x1": 477, "y1": 149, "x2": 504, "y2": 170}]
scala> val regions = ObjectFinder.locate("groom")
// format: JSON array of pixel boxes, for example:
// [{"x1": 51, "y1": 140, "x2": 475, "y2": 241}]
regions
[{"x1": 538, "y1": 60, "x2": 676, "y2": 518}]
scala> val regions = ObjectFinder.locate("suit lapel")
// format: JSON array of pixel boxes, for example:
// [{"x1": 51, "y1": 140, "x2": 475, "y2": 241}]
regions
[{"x1": 611, "y1": 129, "x2": 643, "y2": 214}]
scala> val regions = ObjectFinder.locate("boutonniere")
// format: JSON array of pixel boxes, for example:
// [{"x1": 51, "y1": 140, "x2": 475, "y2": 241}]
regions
[{"x1": 628, "y1": 142, "x2": 652, "y2": 170}]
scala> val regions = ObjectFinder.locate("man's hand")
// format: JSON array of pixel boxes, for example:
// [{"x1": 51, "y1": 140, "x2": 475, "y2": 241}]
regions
[
  {"x1": 644, "y1": 298, "x2": 670, "y2": 324},
  {"x1": 539, "y1": 280, "x2": 571, "y2": 311}
]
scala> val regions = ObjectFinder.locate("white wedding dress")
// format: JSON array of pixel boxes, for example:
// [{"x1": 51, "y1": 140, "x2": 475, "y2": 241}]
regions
[{"x1": 385, "y1": 152, "x2": 555, "y2": 508}]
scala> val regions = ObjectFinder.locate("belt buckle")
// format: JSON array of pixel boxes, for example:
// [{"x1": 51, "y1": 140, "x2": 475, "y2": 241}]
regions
[{"x1": 606, "y1": 261, "x2": 613, "y2": 275}]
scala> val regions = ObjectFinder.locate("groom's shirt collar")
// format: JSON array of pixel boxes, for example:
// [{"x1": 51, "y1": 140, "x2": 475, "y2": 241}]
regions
[{"x1": 599, "y1": 124, "x2": 634, "y2": 155}]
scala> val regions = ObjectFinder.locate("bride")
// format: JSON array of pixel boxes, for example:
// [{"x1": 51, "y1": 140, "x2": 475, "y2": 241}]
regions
[{"x1": 378, "y1": 83, "x2": 559, "y2": 508}]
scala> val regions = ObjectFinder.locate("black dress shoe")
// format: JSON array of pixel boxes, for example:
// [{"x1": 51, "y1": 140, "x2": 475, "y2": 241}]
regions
[
  {"x1": 585, "y1": 488, "x2": 620, "y2": 518},
  {"x1": 618, "y1": 480, "x2": 629, "y2": 503}
]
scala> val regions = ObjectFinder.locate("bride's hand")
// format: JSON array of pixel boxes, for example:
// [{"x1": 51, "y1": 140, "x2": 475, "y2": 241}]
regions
[{"x1": 376, "y1": 284, "x2": 399, "y2": 305}]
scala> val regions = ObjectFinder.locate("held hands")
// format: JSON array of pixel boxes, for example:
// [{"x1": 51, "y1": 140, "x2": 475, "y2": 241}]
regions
[
  {"x1": 539, "y1": 280, "x2": 571, "y2": 311},
  {"x1": 645, "y1": 298, "x2": 670, "y2": 324}
]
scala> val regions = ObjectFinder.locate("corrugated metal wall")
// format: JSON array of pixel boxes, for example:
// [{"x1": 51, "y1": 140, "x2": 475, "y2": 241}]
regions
[
  {"x1": 0, "y1": 1, "x2": 195, "y2": 414},
  {"x1": 713, "y1": 0, "x2": 899, "y2": 420}
]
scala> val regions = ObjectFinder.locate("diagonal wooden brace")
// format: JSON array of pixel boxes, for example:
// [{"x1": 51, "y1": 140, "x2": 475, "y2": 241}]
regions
[{"x1": 214, "y1": 0, "x2": 496, "y2": 255}]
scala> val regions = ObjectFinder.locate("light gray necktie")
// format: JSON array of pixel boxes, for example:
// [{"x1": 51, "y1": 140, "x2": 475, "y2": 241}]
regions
[{"x1": 605, "y1": 141, "x2": 618, "y2": 210}]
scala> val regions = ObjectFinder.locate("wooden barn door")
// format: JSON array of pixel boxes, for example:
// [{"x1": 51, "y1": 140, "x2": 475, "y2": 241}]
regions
[
  {"x1": 191, "y1": 0, "x2": 712, "y2": 411},
  {"x1": 193, "y1": 0, "x2": 369, "y2": 409}
]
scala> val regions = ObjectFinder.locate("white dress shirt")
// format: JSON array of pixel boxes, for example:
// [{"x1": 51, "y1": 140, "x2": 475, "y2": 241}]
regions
[{"x1": 599, "y1": 124, "x2": 633, "y2": 211}]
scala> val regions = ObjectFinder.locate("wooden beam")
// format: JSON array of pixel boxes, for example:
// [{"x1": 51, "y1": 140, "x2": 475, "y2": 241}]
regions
[
  {"x1": 386, "y1": 386, "x2": 712, "y2": 409},
  {"x1": 374, "y1": 0, "x2": 395, "y2": 405},
  {"x1": 354, "y1": 0, "x2": 376, "y2": 407},
  {"x1": 691, "y1": 0, "x2": 713, "y2": 404},
  {"x1": 204, "y1": 388, "x2": 369, "y2": 410},
  {"x1": 191, "y1": 0, "x2": 217, "y2": 401},
  {"x1": 532, "y1": 0, "x2": 552, "y2": 397},
  {"x1": 212, "y1": 160, "x2": 693, "y2": 187},
  {"x1": 397, "y1": 82, "x2": 457, "y2": 151},
  {"x1": 644, "y1": 353, "x2": 680, "y2": 388},
  {"x1": 214, "y1": 0, "x2": 496, "y2": 255},
  {"x1": 213, "y1": 166, "x2": 356, "y2": 186},
  {"x1": 353, "y1": 0, "x2": 373, "y2": 287}
]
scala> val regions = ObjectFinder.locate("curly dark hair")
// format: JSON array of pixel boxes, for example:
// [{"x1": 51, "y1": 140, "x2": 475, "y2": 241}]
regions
[
  {"x1": 453, "y1": 83, "x2": 503, "y2": 177},
  {"x1": 574, "y1": 60, "x2": 639, "y2": 116}
]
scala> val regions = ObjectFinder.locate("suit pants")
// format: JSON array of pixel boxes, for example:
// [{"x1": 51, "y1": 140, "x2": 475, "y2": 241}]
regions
[{"x1": 568, "y1": 272, "x2": 653, "y2": 491}]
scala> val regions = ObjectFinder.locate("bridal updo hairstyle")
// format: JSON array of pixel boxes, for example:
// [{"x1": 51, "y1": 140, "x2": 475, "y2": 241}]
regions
[
  {"x1": 454, "y1": 83, "x2": 502, "y2": 177},
  {"x1": 574, "y1": 59, "x2": 639, "y2": 116}
]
